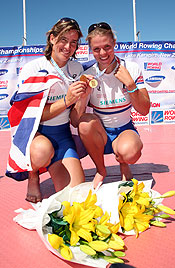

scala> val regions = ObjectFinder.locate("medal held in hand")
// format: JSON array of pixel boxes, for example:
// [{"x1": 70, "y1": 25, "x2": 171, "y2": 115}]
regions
[{"x1": 80, "y1": 75, "x2": 98, "y2": 88}]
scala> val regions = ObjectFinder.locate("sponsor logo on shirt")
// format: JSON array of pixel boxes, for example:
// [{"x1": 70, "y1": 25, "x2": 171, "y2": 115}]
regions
[
  {"x1": 100, "y1": 97, "x2": 126, "y2": 106},
  {"x1": 136, "y1": 75, "x2": 144, "y2": 84},
  {"x1": 47, "y1": 94, "x2": 65, "y2": 102}
]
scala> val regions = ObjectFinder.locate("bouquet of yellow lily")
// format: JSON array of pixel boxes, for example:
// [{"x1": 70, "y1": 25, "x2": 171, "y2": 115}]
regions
[
  {"x1": 118, "y1": 178, "x2": 175, "y2": 238},
  {"x1": 47, "y1": 189, "x2": 126, "y2": 265},
  {"x1": 13, "y1": 180, "x2": 175, "y2": 268}
]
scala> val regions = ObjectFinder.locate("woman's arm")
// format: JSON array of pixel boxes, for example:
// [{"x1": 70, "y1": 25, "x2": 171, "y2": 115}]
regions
[
  {"x1": 114, "y1": 64, "x2": 150, "y2": 116},
  {"x1": 70, "y1": 75, "x2": 92, "y2": 127},
  {"x1": 41, "y1": 80, "x2": 88, "y2": 122},
  {"x1": 70, "y1": 97, "x2": 89, "y2": 127}
]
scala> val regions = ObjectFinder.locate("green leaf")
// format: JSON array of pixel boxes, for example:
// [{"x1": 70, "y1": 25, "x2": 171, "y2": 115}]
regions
[
  {"x1": 121, "y1": 227, "x2": 125, "y2": 233},
  {"x1": 65, "y1": 225, "x2": 71, "y2": 240},
  {"x1": 156, "y1": 214, "x2": 171, "y2": 219},
  {"x1": 49, "y1": 214, "x2": 68, "y2": 226},
  {"x1": 118, "y1": 181, "x2": 134, "y2": 189},
  {"x1": 150, "y1": 220, "x2": 166, "y2": 227},
  {"x1": 91, "y1": 252, "x2": 105, "y2": 259},
  {"x1": 102, "y1": 233, "x2": 112, "y2": 243},
  {"x1": 127, "y1": 197, "x2": 133, "y2": 202},
  {"x1": 113, "y1": 251, "x2": 126, "y2": 257},
  {"x1": 103, "y1": 256, "x2": 124, "y2": 264}
]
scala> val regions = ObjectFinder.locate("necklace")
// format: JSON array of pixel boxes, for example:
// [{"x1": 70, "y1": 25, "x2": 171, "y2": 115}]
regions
[
  {"x1": 50, "y1": 57, "x2": 79, "y2": 83},
  {"x1": 96, "y1": 56, "x2": 120, "y2": 78},
  {"x1": 87, "y1": 56, "x2": 120, "y2": 88}
]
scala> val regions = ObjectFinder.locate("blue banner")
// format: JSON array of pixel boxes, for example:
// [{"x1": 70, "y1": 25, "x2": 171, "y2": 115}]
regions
[{"x1": 0, "y1": 41, "x2": 175, "y2": 130}]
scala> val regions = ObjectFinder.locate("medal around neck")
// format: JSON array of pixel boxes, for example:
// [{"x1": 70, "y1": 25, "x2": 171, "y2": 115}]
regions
[
  {"x1": 50, "y1": 57, "x2": 76, "y2": 83},
  {"x1": 89, "y1": 78, "x2": 98, "y2": 88},
  {"x1": 80, "y1": 75, "x2": 98, "y2": 88}
]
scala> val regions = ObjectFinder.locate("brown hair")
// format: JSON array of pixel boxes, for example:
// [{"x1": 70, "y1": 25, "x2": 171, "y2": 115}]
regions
[{"x1": 44, "y1": 18, "x2": 83, "y2": 60}]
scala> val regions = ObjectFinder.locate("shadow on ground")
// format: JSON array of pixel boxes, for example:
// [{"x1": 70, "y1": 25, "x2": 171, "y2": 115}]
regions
[
  {"x1": 110, "y1": 264, "x2": 136, "y2": 268},
  {"x1": 40, "y1": 162, "x2": 169, "y2": 199}
]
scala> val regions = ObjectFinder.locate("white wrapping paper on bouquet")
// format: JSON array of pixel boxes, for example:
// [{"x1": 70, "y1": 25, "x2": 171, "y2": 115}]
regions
[{"x1": 13, "y1": 180, "x2": 161, "y2": 268}]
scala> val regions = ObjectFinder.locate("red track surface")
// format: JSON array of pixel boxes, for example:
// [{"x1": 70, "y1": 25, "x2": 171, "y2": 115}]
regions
[{"x1": 0, "y1": 124, "x2": 175, "y2": 268}]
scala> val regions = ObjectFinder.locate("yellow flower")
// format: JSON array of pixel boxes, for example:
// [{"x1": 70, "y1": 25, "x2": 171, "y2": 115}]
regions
[
  {"x1": 96, "y1": 224, "x2": 111, "y2": 235},
  {"x1": 134, "y1": 192, "x2": 151, "y2": 207},
  {"x1": 154, "y1": 190, "x2": 175, "y2": 199},
  {"x1": 60, "y1": 244, "x2": 73, "y2": 260},
  {"x1": 62, "y1": 201, "x2": 71, "y2": 216},
  {"x1": 118, "y1": 193, "x2": 128, "y2": 227},
  {"x1": 80, "y1": 245, "x2": 96, "y2": 256},
  {"x1": 103, "y1": 256, "x2": 124, "y2": 264},
  {"x1": 120, "y1": 201, "x2": 153, "y2": 236},
  {"x1": 48, "y1": 234, "x2": 73, "y2": 260},
  {"x1": 48, "y1": 234, "x2": 63, "y2": 249},
  {"x1": 63, "y1": 202, "x2": 95, "y2": 245},
  {"x1": 93, "y1": 206, "x2": 104, "y2": 218},
  {"x1": 108, "y1": 233, "x2": 125, "y2": 250},
  {"x1": 121, "y1": 201, "x2": 140, "y2": 219},
  {"x1": 79, "y1": 190, "x2": 103, "y2": 218},
  {"x1": 150, "y1": 220, "x2": 166, "y2": 227},
  {"x1": 133, "y1": 213, "x2": 153, "y2": 237},
  {"x1": 129, "y1": 179, "x2": 151, "y2": 207},
  {"x1": 99, "y1": 211, "x2": 111, "y2": 225},
  {"x1": 89, "y1": 240, "x2": 109, "y2": 251},
  {"x1": 81, "y1": 189, "x2": 97, "y2": 209},
  {"x1": 157, "y1": 205, "x2": 175, "y2": 215},
  {"x1": 107, "y1": 222, "x2": 120, "y2": 234},
  {"x1": 62, "y1": 190, "x2": 105, "y2": 246}
]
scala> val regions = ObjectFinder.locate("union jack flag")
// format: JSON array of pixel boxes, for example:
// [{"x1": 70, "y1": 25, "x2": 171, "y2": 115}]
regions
[{"x1": 6, "y1": 70, "x2": 61, "y2": 181}]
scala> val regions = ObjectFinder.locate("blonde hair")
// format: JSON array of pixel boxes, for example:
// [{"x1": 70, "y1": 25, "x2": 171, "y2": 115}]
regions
[{"x1": 86, "y1": 27, "x2": 116, "y2": 47}]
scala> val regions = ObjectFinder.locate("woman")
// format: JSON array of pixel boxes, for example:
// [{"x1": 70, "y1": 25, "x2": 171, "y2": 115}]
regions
[
  {"x1": 72, "y1": 22, "x2": 150, "y2": 189},
  {"x1": 6, "y1": 18, "x2": 88, "y2": 202}
]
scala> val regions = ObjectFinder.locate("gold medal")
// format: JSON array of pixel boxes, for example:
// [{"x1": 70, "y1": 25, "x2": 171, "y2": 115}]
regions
[
  {"x1": 80, "y1": 75, "x2": 98, "y2": 88},
  {"x1": 80, "y1": 74, "x2": 88, "y2": 82},
  {"x1": 89, "y1": 78, "x2": 98, "y2": 88}
]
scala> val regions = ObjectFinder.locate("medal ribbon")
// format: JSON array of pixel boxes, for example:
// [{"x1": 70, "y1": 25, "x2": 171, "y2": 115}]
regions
[
  {"x1": 50, "y1": 57, "x2": 80, "y2": 82},
  {"x1": 95, "y1": 56, "x2": 120, "y2": 78}
]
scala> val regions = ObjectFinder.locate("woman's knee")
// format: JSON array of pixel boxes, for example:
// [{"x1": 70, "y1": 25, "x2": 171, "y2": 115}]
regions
[
  {"x1": 78, "y1": 113, "x2": 100, "y2": 136},
  {"x1": 30, "y1": 135, "x2": 54, "y2": 165},
  {"x1": 114, "y1": 139, "x2": 143, "y2": 164}
]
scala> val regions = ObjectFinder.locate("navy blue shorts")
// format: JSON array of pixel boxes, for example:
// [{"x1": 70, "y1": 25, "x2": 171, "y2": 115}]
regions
[
  {"x1": 104, "y1": 120, "x2": 139, "y2": 154},
  {"x1": 38, "y1": 123, "x2": 79, "y2": 168}
]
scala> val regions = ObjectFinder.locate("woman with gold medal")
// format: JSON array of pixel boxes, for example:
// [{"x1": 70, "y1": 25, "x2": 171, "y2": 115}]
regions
[
  {"x1": 72, "y1": 22, "x2": 150, "y2": 189},
  {"x1": 6, "y1": 18, "x2": 90, "y2": 203}
]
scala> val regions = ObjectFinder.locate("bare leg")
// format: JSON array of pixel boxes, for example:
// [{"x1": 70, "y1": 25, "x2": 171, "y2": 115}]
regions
[
  {"x1": 120, "y1": 163, "x2": 133, "y2": 181},
  {"x1": 48, "y1": 157, "x2": 85, "y2": 192},
  {"x1": 26, "y1": 171, "x2": 42, "y2": 203},
  {"x1": 112, "y1": 129, "x2": 143, "y2": 181},
  {"x1": 26, "y1": 133, "x2": 54, "y2": 203},
  {"x1": 78, "y1": 113, "x2": 107, "y2": 189},
  {"x1": 62, "y1": 157, "x2": 85, "y2": 187},
  {"x1": 48, "y1": 161, "x2": 70, "y2": 192}
]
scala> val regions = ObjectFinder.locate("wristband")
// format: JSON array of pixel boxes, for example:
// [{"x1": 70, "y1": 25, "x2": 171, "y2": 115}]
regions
[
  {"x1": 63, "y1": 95, "x2": 68, "y2": 108},
  {"x1": 127, "y1": 87, "x2": 138, "y2": 93}
]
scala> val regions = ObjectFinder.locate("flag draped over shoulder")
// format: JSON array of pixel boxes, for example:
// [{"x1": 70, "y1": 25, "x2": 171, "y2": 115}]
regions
[{"x1": 6, "y1": 70, "x2": 61, "y2": 181}]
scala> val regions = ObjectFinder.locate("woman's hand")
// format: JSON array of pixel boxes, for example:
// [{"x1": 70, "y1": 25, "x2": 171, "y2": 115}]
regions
[
  {"x1": 114, "y1": 64, "x2": 150, "y2": 115},
  {"x1": 114, "y1": 64, "x2": 136, "y2": 90},
  {"x1": 65, "y1": 80, "x2": 89, "y2": 106}
]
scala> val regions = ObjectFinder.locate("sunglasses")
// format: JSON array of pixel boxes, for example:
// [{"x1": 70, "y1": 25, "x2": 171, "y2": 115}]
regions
[
  {"x1": 88, "y1": 22, "x2": 111, "y2": 34},
  {"x1": 59, "y1": 17, "x2": 80, "y2": 29}
]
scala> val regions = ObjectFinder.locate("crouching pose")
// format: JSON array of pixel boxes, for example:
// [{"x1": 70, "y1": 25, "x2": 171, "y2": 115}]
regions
[
  {"x1": 71, "y1": 22, "x2": 150, "y2": 189},
  {"x1": 6, "y1": 18, "x2": 89, "y2": 202}
]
